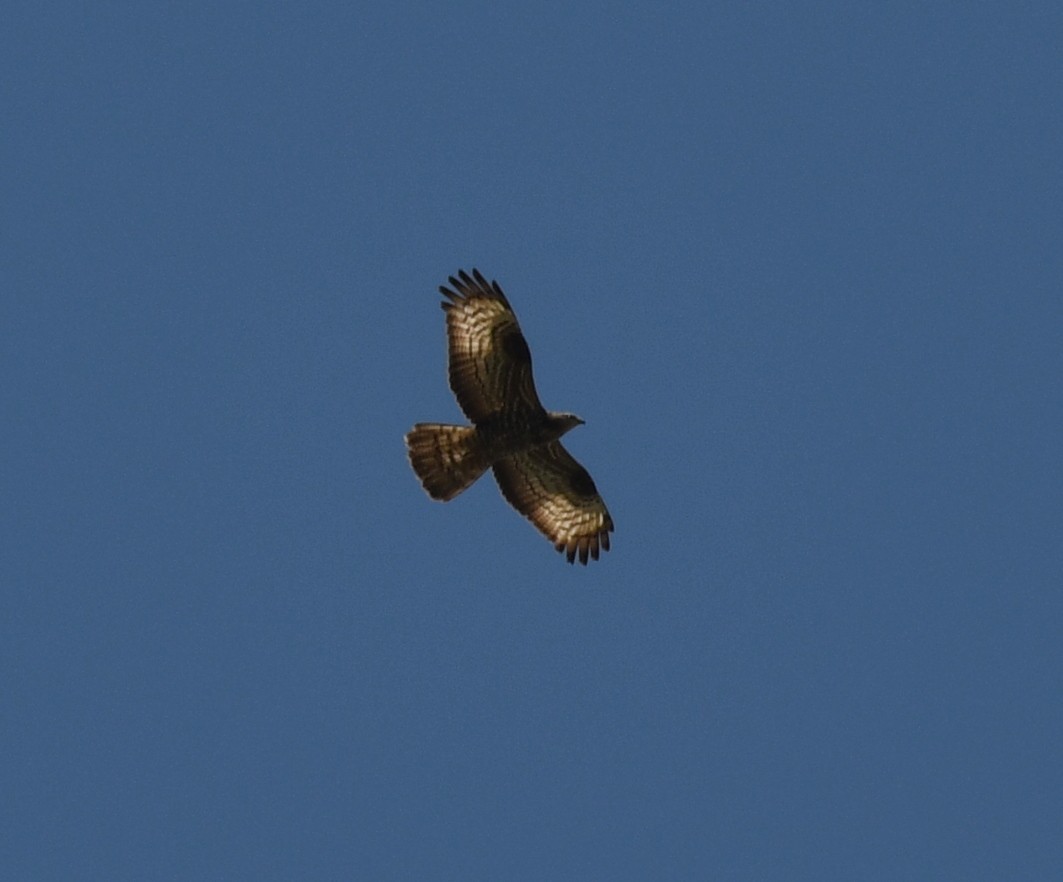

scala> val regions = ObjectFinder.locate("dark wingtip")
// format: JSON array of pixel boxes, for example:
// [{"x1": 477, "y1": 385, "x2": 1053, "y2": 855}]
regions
[
  {"x1": 439, "y1": 283, "x2": 460, "y2": 306},
  {"x1": 443, "y1": 268, "x2": 510, "y2": 306},
  {"x1": 556, "y1": 531, "x2": 612, "y2": 564}
]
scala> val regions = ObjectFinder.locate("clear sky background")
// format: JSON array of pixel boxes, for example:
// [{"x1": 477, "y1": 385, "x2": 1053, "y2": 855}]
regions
[{"x1": 4, "y1": 3, "x2": 1061, "y2": 879}]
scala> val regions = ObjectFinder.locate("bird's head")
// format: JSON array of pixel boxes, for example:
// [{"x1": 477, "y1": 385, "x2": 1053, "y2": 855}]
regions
[{"x1": 548, "y1": 412, "x2": 585, "y2": 436}]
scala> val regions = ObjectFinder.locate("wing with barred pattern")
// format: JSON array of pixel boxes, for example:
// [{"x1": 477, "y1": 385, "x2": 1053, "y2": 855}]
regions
[
  {"x1": 492, "y1": 441, "x2": 614, "y2": 565},
  {"x1": 440, "y1": 269, "x2": 544, "y2": 424}
]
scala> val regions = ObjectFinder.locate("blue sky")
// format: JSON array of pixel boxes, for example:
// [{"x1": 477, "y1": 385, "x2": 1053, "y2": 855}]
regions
[{"x1": 4, "y1": 2, "x2": 1061, "y2": 879}]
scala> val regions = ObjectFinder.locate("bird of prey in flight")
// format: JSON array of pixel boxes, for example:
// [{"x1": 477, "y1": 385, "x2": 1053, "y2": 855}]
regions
[{"x1": 405, "y1": 269, "x2": 613, "y2": 564}]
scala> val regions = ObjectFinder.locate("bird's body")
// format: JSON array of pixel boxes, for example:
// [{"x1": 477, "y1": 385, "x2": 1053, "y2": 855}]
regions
[{"x1": 405, "y1": 269, "x2": 613, "y2": 564}]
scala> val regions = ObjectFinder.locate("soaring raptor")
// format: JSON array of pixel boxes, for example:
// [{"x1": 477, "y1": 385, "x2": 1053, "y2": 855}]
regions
[{"x1": 405, "y1": 269, "x2": 613, "y2": 564}]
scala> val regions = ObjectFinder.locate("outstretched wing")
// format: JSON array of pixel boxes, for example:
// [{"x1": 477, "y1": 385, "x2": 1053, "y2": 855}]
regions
[
  {"x1": 492, "y1": 441, "x2": 614, "y2": 565},
  {"x1": 440, "y1": 269, "x2": 544, "y2": 423}
]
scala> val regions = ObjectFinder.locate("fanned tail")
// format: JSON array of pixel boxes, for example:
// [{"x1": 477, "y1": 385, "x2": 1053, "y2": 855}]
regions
[{"x1": 404, "y1": 423, "x2": 489, "y2": 501}]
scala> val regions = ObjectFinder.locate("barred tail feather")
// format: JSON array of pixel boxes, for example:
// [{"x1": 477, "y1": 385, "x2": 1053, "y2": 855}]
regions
[{"x1": 404, "y1": 423, "x2": 489, "y2": 501}]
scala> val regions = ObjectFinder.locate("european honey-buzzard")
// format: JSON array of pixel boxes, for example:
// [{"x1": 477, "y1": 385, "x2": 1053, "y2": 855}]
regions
[{"x1": 405, "y1": 269, "x2": 613, "y2": 564}]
